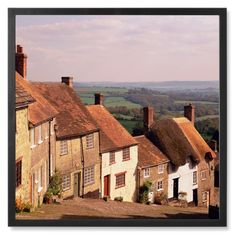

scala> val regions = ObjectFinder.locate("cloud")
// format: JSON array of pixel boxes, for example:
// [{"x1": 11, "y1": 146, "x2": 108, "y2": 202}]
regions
[{"x1": 16, "y1": 15, "x2": 219, "y2": 82}]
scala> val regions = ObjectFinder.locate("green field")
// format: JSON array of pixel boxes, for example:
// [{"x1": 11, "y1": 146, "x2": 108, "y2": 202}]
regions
[
  {"x1": 196, "y1": 115, "x2": 219, "y2": 121},
  {"x1": 117, "y1": 119, "x2": 138, "y2": 134},
  {"x1": 76, "y1": 86, "x2": 128, "y2": 95},
  {"x1": 174, "y1": 100, "x2": 218, "y2": 105}
]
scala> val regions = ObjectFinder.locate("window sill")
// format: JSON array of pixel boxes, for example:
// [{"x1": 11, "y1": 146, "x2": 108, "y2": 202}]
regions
[
  {"x1": 157, "y1": 188, "x2": 163, "y2": 192},
  {"x1": 45, "y1": 136, "x2": 49, "y2": 140},
  {"x1": 84, "y1": 181, "x2": 95, "y2": 187},
  {"x1": 38, "y1": 186, "x2": 43, "y2": 193},
  {"x1": 38, "y1": 140, "x2": 43, "y2": 145},
  {"x1": 60, "y1": 153, "x2": 68, "y2": 156},
  {"x1": 30, "y1": 144, "x2": 37, "y2": 149},
  {"x1": 115, "y1": 185, "x2": 125, "y2": 189},
  {"x1": 158, "y1": 172, "x2": 164, "y2": 174},
  {"x1": 109, "y1": 162, "x2": 116, "y2": 166},
  {"x1": 144, "y1": 175, "x2": 150, "y2": 178},
  {"x1": 122, "y1": 159, "x2": 130, "y2": 162}
]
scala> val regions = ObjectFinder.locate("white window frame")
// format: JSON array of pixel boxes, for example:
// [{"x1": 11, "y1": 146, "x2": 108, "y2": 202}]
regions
[
  {"x1": 86, "y1": 133, "x2": 94, "y2": 149},
  {"x1": 115, "y1": 173, "x2": 126, "y2": 189},
  {"x1": 62, "y1": 174, "x2": 71, "y2": 191},
  {"x1": 144, "y1": 168, "x2": 150, "y2": 178},
  {"x1": 84, "y1": 166, "x2": 95, "y2": 186},
  {"x1": 60, "y1": 140, "x2": 68, "y2": 156},
  {"x1": 158, "y1": 164, "x2": 164, "y2": 174},
  {"x1": 122, "y1": 148, "x2": 130, "y2": 161},
  {"x1": 157, "y1": 180, "x2": 163, "y2": 191},
  {"x1": 109, "y1": 152, "x2": 116, "y2": 165},
  {"x1": 193, "y1": 171, "x2": 198, "y2": 185},
  {"x1": 201, "y1": 170, "x2": 207, "y2": 180},
  {"x1": 30, "y1": 128, "x2": 36, "y2": 148},
  {"x1": 202, "y1": 191, "x2": 208, "y2": 203},
  {"x1": 45, "y1": 123, "x2": 49, "y2": 139},
  {"x1": 38, "y1": 125, "x2": 43, "y2": 144},
  {"x1": 38, "y1": 166, "x2": 43, "y2": 193}
]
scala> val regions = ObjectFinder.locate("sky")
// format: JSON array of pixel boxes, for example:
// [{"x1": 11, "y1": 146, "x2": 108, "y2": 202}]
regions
[{"x1": 16, "y1": 15, "x2": 219, "y2": 83}]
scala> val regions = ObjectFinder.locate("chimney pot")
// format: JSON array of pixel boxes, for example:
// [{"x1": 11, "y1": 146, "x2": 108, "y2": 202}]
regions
[
  {"x1": 15, "y1": 44, "x2": 27, "y2": 79},
  {"x1": 61, "y1": 77, "x2": 73, "y2": 88},
  {"x1": 184, "y1": 104, "x2": 195, "y2": 125},
  {"x1": 143, "y1": 106, "x2": 154, "y2": 133},
  {"x1": 94, "y1": 93, "x2": 104, "y2": 105}
]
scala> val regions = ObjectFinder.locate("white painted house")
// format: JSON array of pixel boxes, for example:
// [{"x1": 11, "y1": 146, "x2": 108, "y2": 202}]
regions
[{"x1": 87, "y1": 94, "x2": 138, "y2": 202}]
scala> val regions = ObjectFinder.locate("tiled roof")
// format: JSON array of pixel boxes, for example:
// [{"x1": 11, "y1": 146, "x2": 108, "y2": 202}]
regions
[
  {"x1": 87, "y1": 105, "x2": 138, "y2": 153},
  {"x1": 33, "y1": 82, "x2": 99, "y2": 139},
  {"x1": 16, "y1": 72, "x2": 58, "y2": 125},
  {"x1": 135, "y1": 135, "x2": 169, "y2": 168},
  {"x1": 149, "y1": 117, "x2": 217, "y2": 167},
  {"x1": 16, "y1": 77, "x2": 35, "y2": 108}
]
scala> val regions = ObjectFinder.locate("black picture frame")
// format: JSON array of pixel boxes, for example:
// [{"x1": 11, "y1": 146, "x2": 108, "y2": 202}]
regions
[{"x1": 8, "y1": 8, "x2": 227, "y2": 227}]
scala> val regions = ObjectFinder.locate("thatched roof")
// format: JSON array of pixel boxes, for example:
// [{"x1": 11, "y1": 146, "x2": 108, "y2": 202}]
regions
[{"x1": 149, "y1": 117, "x2": 216, "y2": 167}]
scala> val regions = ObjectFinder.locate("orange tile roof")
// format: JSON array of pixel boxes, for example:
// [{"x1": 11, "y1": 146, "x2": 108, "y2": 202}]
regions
[
  {"x1": 135, "y1": 135, "x2": 169, "y2": 168},
  {"x1": 16, "y1": 72, "x2": 58, "y2": 125},
  {"x1": 150, "y1": 117, "x2": 216, "y2": 167},
  {"x1": 87, "y1": 105, "x2": 138, "y2": 153},
  {"x1": 16, "y1": 77, "x2": 35, "y2": 108},
  {"x1": 33, "y1": 82, "x2": 99, "y2": 139}
]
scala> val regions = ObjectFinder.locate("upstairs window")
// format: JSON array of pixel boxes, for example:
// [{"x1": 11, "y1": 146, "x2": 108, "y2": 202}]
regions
[
  {"x1": 109, "y1": 152, "x2": 115, "y2": 165},
  {"x1": 201, "y1": 170, "x2": 207, "y2": 180},
  {"x1": 16, "y1": 160, "x2": 22, "y2": 188},
  {"x1": 122, "y1": 148, "x2": 130, "y2": 161},
  {"x1": 38, "y1": 125, "x2": 43, "y2": 144},
  {"x1": 86, "y1": 133, "x2": 94, "y2": 149},
  {"x1": 193, "y1": 171, "x2": 198, "y2": 185},
  {"x1": 144, "y1": 168, "x2": 150, "y2": 178},
  {"x1": 30, "y1": 128, "x2": 36, "y2": 148},
  {"x1": 60, "y1": 140, "x2": 68, "y2": 155},
  {"x1": 158, "y1": 164, "x2": 164, "y2": 174}
]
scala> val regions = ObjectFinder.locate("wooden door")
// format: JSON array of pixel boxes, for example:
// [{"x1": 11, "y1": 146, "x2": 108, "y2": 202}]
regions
[
  {"x1": 74, "y1": 172, "x2": 81, "y2": 197},
  {"x1": 173, "y1": 178, "x2": 179, "y2": 198},
  {"x1": 104, "y1": 175, "x2": 110, "y2": 197}
]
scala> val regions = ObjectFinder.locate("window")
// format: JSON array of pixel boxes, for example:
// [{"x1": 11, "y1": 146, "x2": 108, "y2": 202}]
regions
[
  {"x1": 86, "y1": 134, "x2": 94, "y2": 149},
  {"x1": 60, "y1": 140, "x2": 68, "y2": 155},
  {"x1": 45, "y1": 123, "x2": 49, "y2": 139},
  {"x1": 157, "y1": 180, "x2": 163, "y2": 191},
  {"x1": 115, "y1": 172, "x2": 125, "y2": 188},
  {"x1": 158, "y1": 164, "x2": 164, "y2": 174},
  {"x1": 144, "y1": 168, "x2": 150, "y2": 178},
  {"x1": 38, "y1": 125, "x2": 43, "y2": 143},
  {"x1": 50, "y1": 121, "x2": 54, "y2": 135},
  {"x1": 201, "y1": 170, "x2": 207, "y2": 180},
  {"x1": 38, "y1": 166, "x2": 43, "y2": 190},
  {"x1": 193, "y1": 171, "x2": 197, "y2": 185},
  {"x1": 122, "y1": 148, "x2": 130, "y2": 161},
  {"x1": 62, "y1": 175, "x2": 71, "y2": 190},
  {"x1": 30, "y1": 128, "x2": 35, "y2": 148},
  {"x1": 202, "y1": 191, "x2": 208, "y2": 203},
  {"x1": 109, "y1": 152, "x2": 115, "y2": 165},
  {"x1": 84, "y1": 166, "x2": 94, "y2": 185},
  {"x1": 16, "y1": 160, "x2": 22, "y2": 187}
]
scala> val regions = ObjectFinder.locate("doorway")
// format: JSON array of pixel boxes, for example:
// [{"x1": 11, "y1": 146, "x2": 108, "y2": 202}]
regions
[
  {"x1": 173, "y1": 178, "x2": 179, "y2": 198},
  {"x1": 104, "y1": 175, "x2": 110, "y2": 197},
  {"x1": 74, "y1": 172, "x2": 81, "y2": 197},
  {"x1": 193, "y1": 188, "x2": 198, "y2": 206}
]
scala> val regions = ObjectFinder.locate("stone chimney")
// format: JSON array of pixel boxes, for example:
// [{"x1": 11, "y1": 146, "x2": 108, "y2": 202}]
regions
[
  {"x1": 184, "y1": 103, "x2": 195, "y2": 125},
  {"x1": 61, "y1": 77, "x2": 73, "y2": 88},
  {"x1": 16, "y1": 44, "x2": 27, "y2": 79},
  {"x1": 209, "y1": 140, "x2": 218, "y2": 152},
  {"x1": 94, "y1": 93, "x2": 104, "y2": 105},
  {"x1": 143, "y1": 107, "x2": 154, "y2": 132}
]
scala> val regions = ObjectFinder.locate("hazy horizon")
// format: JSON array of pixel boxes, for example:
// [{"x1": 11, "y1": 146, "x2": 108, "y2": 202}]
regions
[{"x1": 16, "y1": 15, "x2": 219, "y2": 83}]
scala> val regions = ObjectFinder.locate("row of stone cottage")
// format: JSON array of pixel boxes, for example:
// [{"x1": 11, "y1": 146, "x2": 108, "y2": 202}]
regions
[{"x1": 15, "y1": 45, "x2": 218, "y2": 209}]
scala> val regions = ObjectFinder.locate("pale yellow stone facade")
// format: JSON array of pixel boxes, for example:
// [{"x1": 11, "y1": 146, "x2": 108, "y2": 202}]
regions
[{"x1": 15, "y1": 107, "x2": 31, "y2": 203}]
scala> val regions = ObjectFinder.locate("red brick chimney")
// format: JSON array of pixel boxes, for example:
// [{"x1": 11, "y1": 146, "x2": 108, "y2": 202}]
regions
[
  {"x1": 61, "y1": 77, "x2": 73, "y2": 88},
  {"x1": 184, "y1": 103, "x2": 195, "y2": 125},
  {"x1": 143, "y1": 107, "x2": 154, "y2": 132},
  {"x1": 16, "y1": 45, "x2": 27, "y2": 79},
  {"x1": 94, "y1": 93, "x2": 104, "y2": 105}
]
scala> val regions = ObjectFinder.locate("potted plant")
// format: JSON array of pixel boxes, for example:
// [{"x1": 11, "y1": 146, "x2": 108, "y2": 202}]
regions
[{"x1": 44, "y1": 189, "x2": 53, "y2": 204}]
